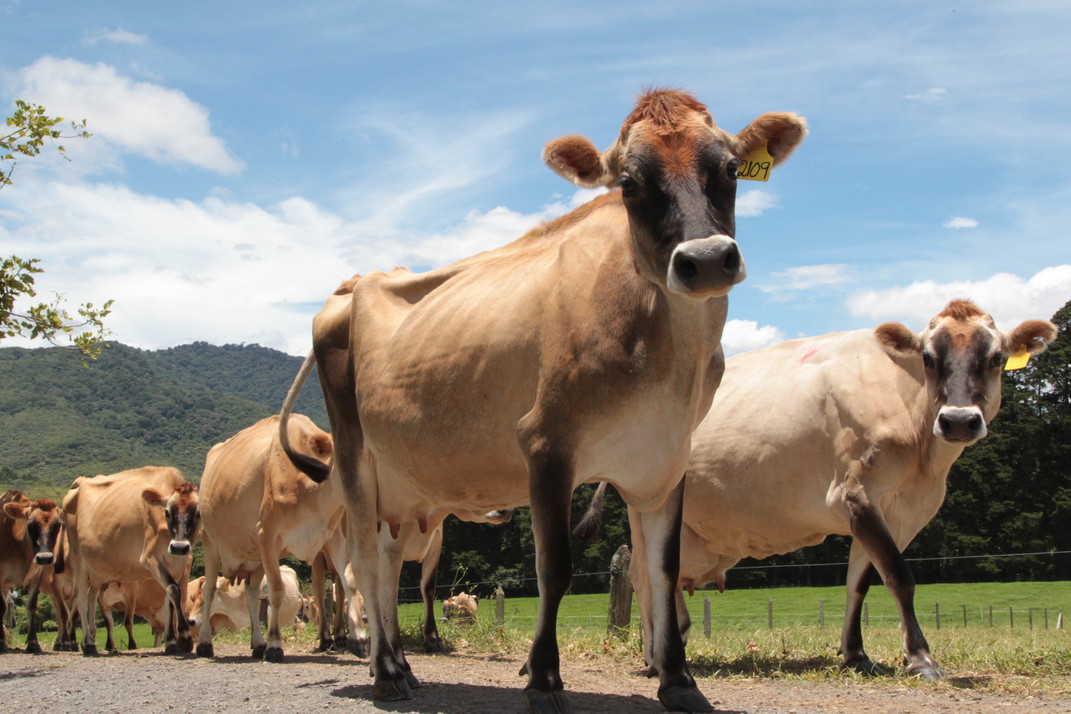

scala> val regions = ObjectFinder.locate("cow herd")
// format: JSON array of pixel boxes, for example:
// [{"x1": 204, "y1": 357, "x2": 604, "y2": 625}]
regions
[{"x1": 0, "y1": 88, "x2": 1060, "y2": 713}]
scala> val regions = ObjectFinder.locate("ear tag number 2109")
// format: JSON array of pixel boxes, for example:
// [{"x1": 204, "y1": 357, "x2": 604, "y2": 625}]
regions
[{"x1": 737, "y1": 145, "x2": 774, "y2": 182}]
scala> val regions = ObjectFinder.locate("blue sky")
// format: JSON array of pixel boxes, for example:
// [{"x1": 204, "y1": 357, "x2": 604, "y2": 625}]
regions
[{"x1": 2, "y1": 1, "x2": 1068, "y2": 356}]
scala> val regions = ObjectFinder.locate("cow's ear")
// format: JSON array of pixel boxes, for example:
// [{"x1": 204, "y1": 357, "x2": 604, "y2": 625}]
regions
[
  {"x1": 543, "y1": 135, "x2": 613, "y2": 188},
  {"x1": 142, "y1": 488, "x2": 166, "y2": 508},
  {"x1": 875, "y1": 322, "x2": 922, "y2": 355},
  {"x1": 735, "y1": 112, "x2": 808, "y2": 167},
  {"x1": 1002, "y1": 319, "x2": 1058, "y2": 355},
  {"x1": 3, "y1": 501, "x2": 27, "y2": 520}
]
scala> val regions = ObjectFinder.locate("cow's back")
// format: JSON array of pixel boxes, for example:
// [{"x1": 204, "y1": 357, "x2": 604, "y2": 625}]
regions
[{"x1": 681, "y1": 329, "x2": 929, "y2": 575}]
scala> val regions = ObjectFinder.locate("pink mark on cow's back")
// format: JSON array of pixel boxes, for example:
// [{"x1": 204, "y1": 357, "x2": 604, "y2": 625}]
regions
[{"x1": 799, "y1": 343, "x2": 826, "y2": 363}]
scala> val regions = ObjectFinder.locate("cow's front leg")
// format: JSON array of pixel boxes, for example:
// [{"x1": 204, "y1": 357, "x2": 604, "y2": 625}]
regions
[
  {"x1": 196, "y1": 544, "x2": 222, "y2": 658},
  {"x1": 522, "y1": 446, "x2": 574, "y2": 714},
  {"x1": 840, "y1": 541, "x2": 884, "y2": 675},
  {"x1": 845, "y1": 481, "x2": 944, "y2": 680},
  {"x1": 23, "y1": 576, "x2": 44, "y2": 654},
  {"x1": 635, "y1": 478, "x2": 711, "y2": 713},
  {"x1": 258, "y1": 551, "x2": 288, "y2": 663}
]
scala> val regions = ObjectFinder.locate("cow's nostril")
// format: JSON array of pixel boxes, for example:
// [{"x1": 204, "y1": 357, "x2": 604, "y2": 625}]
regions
[
  {"x1": 723, "y1": 244, "x2": 740, "y2": 274},
  {"x1": 673, "y1": 254, "x2": 698, "y2": 281}
]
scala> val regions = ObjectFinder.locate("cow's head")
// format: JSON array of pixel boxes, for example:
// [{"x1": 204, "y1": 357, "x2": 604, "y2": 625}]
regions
[
  {"x1": 875, "y1": 299, "x2": 1058, "y2": 444},
  {"x1": 3, "y1": 498, "x2": 64, "y2": 568},
  {"x1": 543, "y1": 89, "x2": 806, "y2": 299},
  {"x1": 143, "y1": 481, "x2": 201, "y2": 556}
]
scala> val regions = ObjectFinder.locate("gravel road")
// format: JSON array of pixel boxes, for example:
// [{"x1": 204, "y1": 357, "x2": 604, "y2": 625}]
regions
[{"x1": 2, "y1": 643, "x2": 1069, "y2": 713}]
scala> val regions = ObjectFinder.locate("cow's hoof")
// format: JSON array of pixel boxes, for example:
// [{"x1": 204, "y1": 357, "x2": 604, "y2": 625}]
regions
[
  {"x1": 907, "y1": 662, "x2": 946, "y2": 681},
  {"x1": 196, "y1": 642, "x2": 214, "y2": 658},
  {"x1": 82, "y1": 644, "x2": 99, "y2": 656},
  {"x1": 843, "y1": 656, "x2": 886, "y2": 676},
  {"x1": 164, "y1": 643, "x2": 180, "y2": 655},
  {"x1": 347, "y1": 637, "x2": 367, "y2": 658},
  {"x1": 251, "y1": 643, "x2": 267, "y2": 660},
  {"x1": 127, "y1": 641, "x2": 138, "y2": 651},
  {"x1": 424, "y1": 637, "x2": 445, "y2": 654},
  {"x1": 25, "y1": 641, "x2": 42, "y2": 655},
  {"x1": 372, "y1": 676, "x2": 413, "y2": 702},
  {"x1": 314, "y1": 640, "x2": 331, "y2": 653},
  {"x1": 175, "y1": 636, "x2": 193, "y2": 654},
  {"x1": 658, "y1": 684, "x2": 713, "y2": 712},
  {"x1": 264, "y1": 647, "x2": 284, "y2": 663},
  {"x1": 403, "y1": 668, "x2": 421, "y2": 690},
  {"x1": 523, "y1": 688, "x2": 573, "y2": 714}
]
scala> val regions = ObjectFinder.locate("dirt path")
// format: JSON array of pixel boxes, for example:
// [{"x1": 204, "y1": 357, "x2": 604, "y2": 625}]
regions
[{"x1": 2, "y1": 644, "x2": 1069, "y2": 713}]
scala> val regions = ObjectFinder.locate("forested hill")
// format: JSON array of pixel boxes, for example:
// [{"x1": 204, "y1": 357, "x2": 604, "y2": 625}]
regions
[{"x1": 0, "y1": 341, "x2": 327, "y2": 498}]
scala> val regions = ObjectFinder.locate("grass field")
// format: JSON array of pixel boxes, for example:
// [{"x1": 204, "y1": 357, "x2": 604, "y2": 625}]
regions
[{"x1": 8, "y1": 580, "x2": 1070, "y2": 693}]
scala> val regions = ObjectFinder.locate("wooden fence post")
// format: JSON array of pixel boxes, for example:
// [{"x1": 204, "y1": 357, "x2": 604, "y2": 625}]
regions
[
  {"x1": 1058, "y1": 608, "x2": 1064, "y2": 630},
  {"x1": 607, "y1": 545, "x2": 633, "y2": 638},
  {"x1": 703, "y1": 596, "x2": 711, "y2": 639},
  {"x1": 495, "y1": 585, "x2": 505, "y2": 625}
]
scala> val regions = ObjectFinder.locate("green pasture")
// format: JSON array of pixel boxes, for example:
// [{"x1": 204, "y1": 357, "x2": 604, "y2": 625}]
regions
[{"x1": 6, "y1": 581, "x2": 1070, "y2": 692}]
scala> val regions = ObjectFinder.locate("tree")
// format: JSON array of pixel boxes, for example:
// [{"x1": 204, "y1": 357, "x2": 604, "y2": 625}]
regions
[{"x1": 2, "y1": 101, "x2": 110, "y2": 362}]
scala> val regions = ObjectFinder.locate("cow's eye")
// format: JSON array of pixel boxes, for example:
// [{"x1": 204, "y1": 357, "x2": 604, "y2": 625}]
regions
[
  {"x1": 922, "y1": 352, "x2": 935, "y2": 369},
  {"x1": 726, "y1": 159, "x2": 740, "y2": 180},
  {"x1": 618, "y1": 174, "x2": 638, "y2": 196},
  {"x1": 989, "y1": 352, "x2": 1005, "y2": 369}
]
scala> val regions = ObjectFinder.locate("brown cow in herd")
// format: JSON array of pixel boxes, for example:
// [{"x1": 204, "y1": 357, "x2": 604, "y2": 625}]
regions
[
  {"x1": 281, "y1": 88, "x2": 806, "y2": 712},
  {"x1": 578, "y1": 299, "x2": 1057, "y2": 681},
  {"x1": 61, "y1": 466, "x2": 200, "y2": 655},
  {"x1": 0, "y1": 491, "x2": 70, "y2": 653}
]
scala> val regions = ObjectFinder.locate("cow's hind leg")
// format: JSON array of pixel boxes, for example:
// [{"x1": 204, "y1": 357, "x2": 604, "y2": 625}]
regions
[
  {"x1": 840, "y1": 541, "x2": 884, "y2": 675},
  {"x1": 98, "y1": 595, "x2": 117, "y2": 653},
  {"x1": 420, "y1": 526, "x2": 444, "y2": 654},
  {"x1": 195, "y1": 542, "x2": 222, "y2": 658},
  {"x1": 845, "y1": 478, "x2": 944, "y2": 680},
  {"x1": 634, "y1": 478, "x2": 711, "y2": 712},
  {"x1": 311, "y1": 553, "x2": 332, "y2": 652},
  {"x1": 245, "y1": 567, "x2": 268, "y2": 659},
  {"x1": 260, "y1": 557, "x2": 288, "y2": 663}
]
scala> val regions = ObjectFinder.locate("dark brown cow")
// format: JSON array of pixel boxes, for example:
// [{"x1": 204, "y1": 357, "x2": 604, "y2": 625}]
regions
[
  {"x1": 61, "y1": 466, "x2": 201, "y2": 655},
  {"x1": 283, "y1": 89, "x2": 806, "y2": 712},
  {"x1": 1, "y1": 491, "x2": 70, "y2": 653}
]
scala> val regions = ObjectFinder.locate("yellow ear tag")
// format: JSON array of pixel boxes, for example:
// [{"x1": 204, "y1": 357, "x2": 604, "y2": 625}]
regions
[
  {"x1": 738, "y1": 144, "x2": 774, "y2": 182},
  {"x1": 1004, "y1": 347, "x2": 1030, "y2": 371}
]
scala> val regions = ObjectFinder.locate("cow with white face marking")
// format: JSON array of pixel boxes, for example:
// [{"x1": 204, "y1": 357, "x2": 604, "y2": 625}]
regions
[
  {"x1": 61, "y1": 466, "x2": 201, "y2": 655},
  {"x1": 579, "y1": 299, "x2": 1057, "y2": 681},
  {"x1": 283, "y1": 89, "x2": 806, "y2": 712},
  {"x1": 1, "y1": 492, "x2": 70, "y2": 653}
]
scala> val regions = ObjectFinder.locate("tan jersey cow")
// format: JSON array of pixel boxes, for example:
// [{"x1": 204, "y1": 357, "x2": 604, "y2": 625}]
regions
[
  {"x1": 581, "y1": 299, "x2": 1056, "y2": 681},
  {"x1": 1, "y1": 491, "x2": 69, "y2": 653},
  {"x1": 61, "y1": 466, "x2": 201, "y2": 655},
  {"x1": 283, "y1": 89, "x2": 806, "y2": 712},
  {"x1": 186, "y1": 565, "x2": 302, "y2": 641},
  {"x1": 441, "y1": 591, "x2": 478, "y2": 623},
  {"x1": 98, "y1": 578, "x2": 170, "y2": 650},
  {"x1": 195, "y1": 413, "x2": 366, "y2": 662}
]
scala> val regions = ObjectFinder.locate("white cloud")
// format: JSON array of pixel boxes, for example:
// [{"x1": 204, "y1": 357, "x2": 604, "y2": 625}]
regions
[
  {"x1": 737, "y1": 189, "x2": 776, "y2": 218},
  {"x1": 85, "y1": 28, "x2": 149, "y2": 45},
  {"x1": 721, "y1": 319, "x2": 785, "y2": 356},
  {"x1": 906, "y1": 87, "x2": 947, "y2": 101},
  {"x1": 0, "y1": 183, "x2": 603, "y2": 355},
  {"x1": 846, "y1": 265, "x2": 1071, "y2": 330},
  {"x1": 944, "y1": 216, "x2": 979, "y2": 229},
  {"x1": 14, "y1": 57, "x2": 243, "y2": 174},
  {"x1": 759, "y1": 264, "x2": 855, "y2": 293}
]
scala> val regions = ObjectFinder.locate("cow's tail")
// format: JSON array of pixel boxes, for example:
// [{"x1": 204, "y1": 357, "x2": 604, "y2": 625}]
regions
[
  {"x1": 279, "y1": 351, "x2": 331, "y2": 483},
  {"x1": 572, "y1": 481, "x2": 608, "y2": 542}
]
